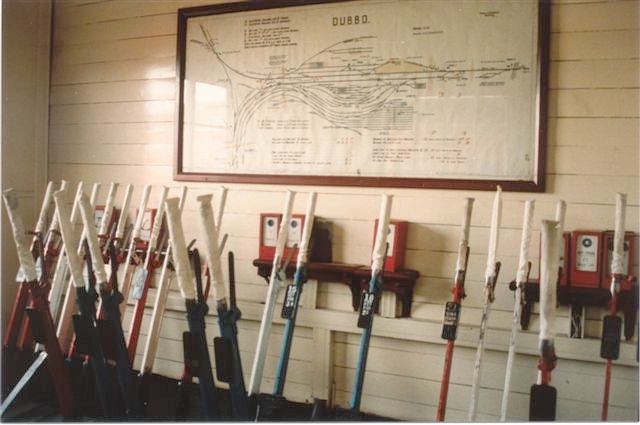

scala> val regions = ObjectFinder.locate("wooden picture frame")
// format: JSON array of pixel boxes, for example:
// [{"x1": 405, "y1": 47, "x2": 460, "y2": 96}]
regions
[{"x1": 175, "y1": 0, "x2": 549, "y2": 191}]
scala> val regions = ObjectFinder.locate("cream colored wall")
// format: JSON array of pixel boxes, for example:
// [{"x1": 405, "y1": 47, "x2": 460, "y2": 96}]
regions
[
  {"x1": 46, "y1": 0, "x2": 638, "y2": 421},
  {"x1": 1, "y1": 0, "x2": 51, "y2": 330}
]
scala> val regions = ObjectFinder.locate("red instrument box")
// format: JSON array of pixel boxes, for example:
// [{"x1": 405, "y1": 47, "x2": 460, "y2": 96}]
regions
[
  {"x1": 283, "y1": 214, "x2": 305, "y2": 263},
  {"x1": 601, "y1": 231, "x2": 637, "y2": 291},
  {"x1": 259, "y1": 213, "x2": 281, "y2": 260},
  {"x1": 259, "y1": 213, "x2": 305, "y2": 261},
  {"x1": 135, "y1": 208, "x2": 157, "y2": 251},
  {"x1": 94, "y1": 205, "x2": 118, "y2": 235},
  {"x1": 373, "y1": 219, "x2": 408, "y2": 273},
  {"x1": 570, "y1": 230, "x2": 604, "y2": 288},
  {"x1": 558, "y1": 232, "x2": 571, "y2": 286}
]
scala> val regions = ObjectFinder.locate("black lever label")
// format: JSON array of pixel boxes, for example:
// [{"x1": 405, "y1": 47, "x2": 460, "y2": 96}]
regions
[
  {"x1": 183, "y1": 331, "x2": 202, "y2": 376},
  {"x1": 441, "y1": 302, "x2": 461, "y2": 341},
  {"x1": 26, "y1": 308, "x2": 46, "y2": 344},
  {"x1": 600, "y1": 314, "x2": 622, "y2": 360},
  {"x1": 357, "y1": 291, "x2": 377, "y2": 329},
  {"x1": 96, "y1": 319, "x2": 116, "y2": 362},
  {"x1": 72, "y1": 314, "x2": 91, "y2": 356},
  {"x1": 281, "y1": 284, "x2": 298, "y2": 319},
  {"x1": 213, "y1": 336, "x2": 233, "y2": 383}
]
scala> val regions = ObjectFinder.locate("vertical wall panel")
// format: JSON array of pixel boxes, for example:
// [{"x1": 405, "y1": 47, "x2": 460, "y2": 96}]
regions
[{"x1": 1, "y1": 0, "x2": 51, "y2": 329}]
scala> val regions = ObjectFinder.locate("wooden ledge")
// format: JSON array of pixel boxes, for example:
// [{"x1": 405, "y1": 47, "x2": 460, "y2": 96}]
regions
[
  {"x1": 252, "y1": 258, "x2": 419, "y2": 318},
  {"x1": 515, "y1": 279, "x2": 638, "y2": 340}
]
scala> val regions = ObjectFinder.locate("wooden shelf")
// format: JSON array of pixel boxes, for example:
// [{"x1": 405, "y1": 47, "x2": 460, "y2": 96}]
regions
[
  {"x1": 515, "y1": 278, "x2": 638, "y2": 340},
  {"x1": 252, "y1": 259, "x2": 419, "y2": 318}
]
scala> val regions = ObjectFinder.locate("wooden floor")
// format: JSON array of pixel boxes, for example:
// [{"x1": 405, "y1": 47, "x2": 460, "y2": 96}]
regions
[
  {"x1": 1, "y1": 349, "x2": 392, "y2": 422},
  {"x1": 3, "y1": 399, "x2": 66, "y2": 422}
]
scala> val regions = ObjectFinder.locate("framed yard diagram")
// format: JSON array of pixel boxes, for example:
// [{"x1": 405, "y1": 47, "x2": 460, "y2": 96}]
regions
[{"x1": 175, "y1": 0, "x2": 549, "y2": 191}]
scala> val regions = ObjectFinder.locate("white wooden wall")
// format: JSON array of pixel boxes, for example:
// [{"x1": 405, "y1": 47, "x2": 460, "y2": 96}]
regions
[
  {"x1": 43, "y1": 0, "x2": 639, "y2": 421},
  {"x1": 1, "y1": 0, "x2": 51, "y2": 328}
]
